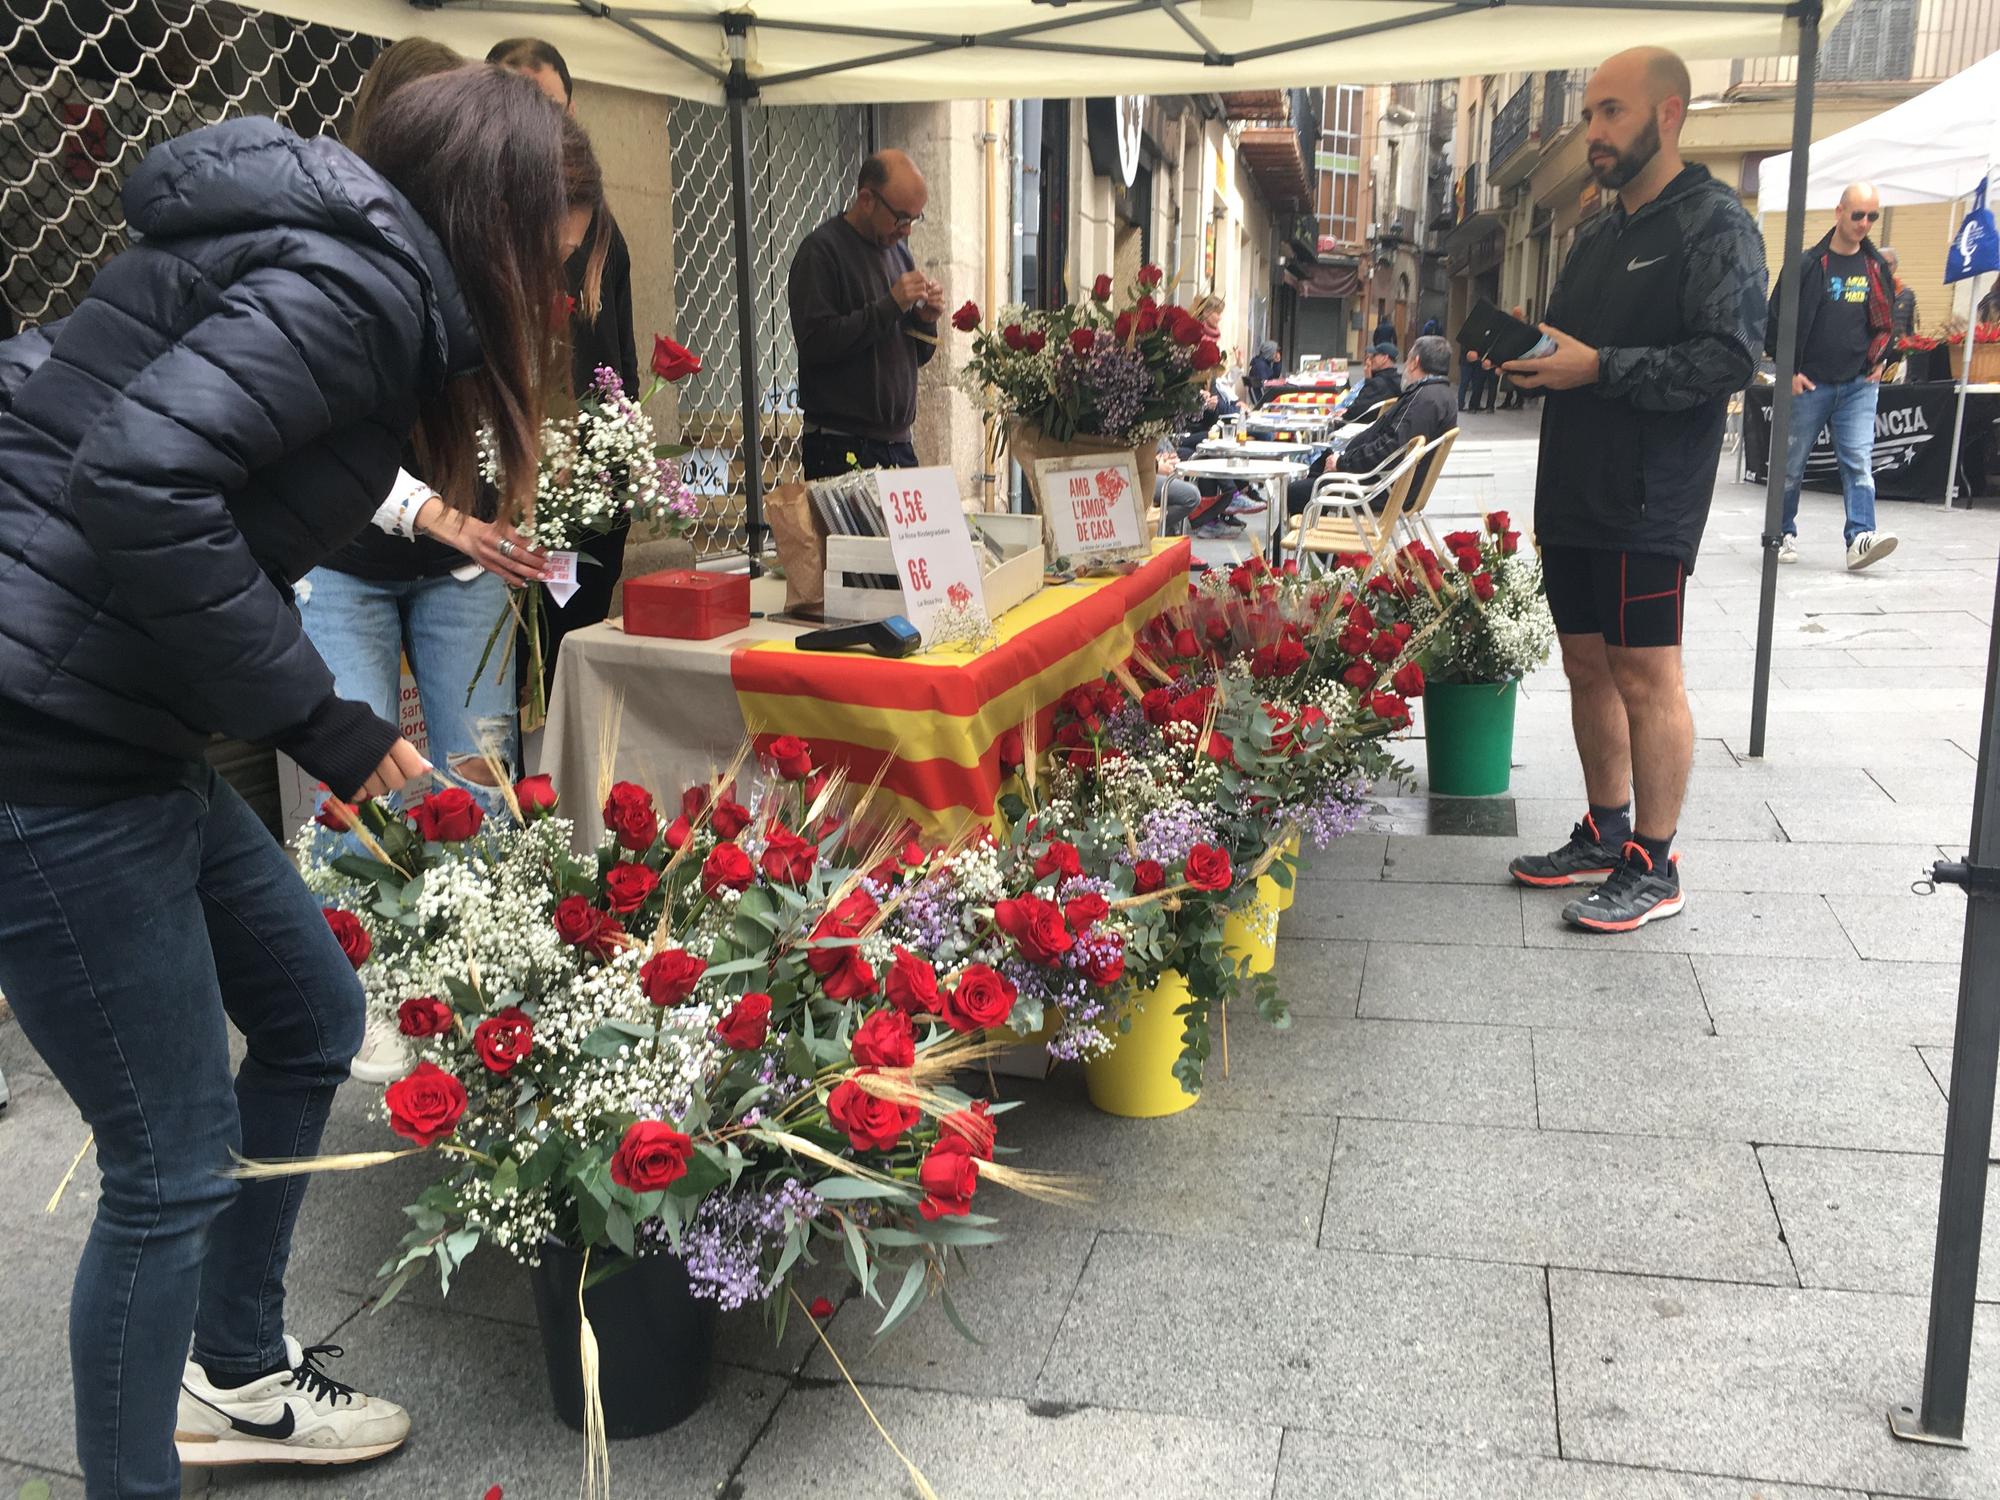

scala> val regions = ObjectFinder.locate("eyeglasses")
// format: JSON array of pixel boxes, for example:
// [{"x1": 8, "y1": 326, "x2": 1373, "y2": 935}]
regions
[
  {"x1": 870, "y1": 189, "x2": 924, "y2": 229},
  {"x1": 1849, "y1": 210, "x2": 1881, "y2": 223}
]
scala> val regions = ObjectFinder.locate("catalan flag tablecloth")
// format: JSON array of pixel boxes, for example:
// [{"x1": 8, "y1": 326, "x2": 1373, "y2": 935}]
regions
[{"x1": 731, "y1": 539, "x2": 1190, "y2": 833}]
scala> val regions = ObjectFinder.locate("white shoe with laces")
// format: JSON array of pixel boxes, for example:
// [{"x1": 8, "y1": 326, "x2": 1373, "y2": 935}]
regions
[
  {"x1": 1846, "y1": 530, "x2": 1898, "y2": 571},
  {"x1": 347, "y1": 1012, "x2": 411, "y2": 1085},
  {"x1": 176, "y1": 1335, "x2": 410, "y2": 1467},
  {"x1": 1777, "y1": 534, "x2": 1798, "y2": 564}
]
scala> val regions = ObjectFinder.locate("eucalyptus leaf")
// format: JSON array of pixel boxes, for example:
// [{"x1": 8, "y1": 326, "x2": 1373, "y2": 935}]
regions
[{"x1": 877, "y1": 1258, "x2": 930, "y2": 1336}]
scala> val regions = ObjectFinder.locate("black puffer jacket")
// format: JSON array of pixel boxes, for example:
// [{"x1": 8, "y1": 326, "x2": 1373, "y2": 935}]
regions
[{"x1": 0, "y1": 118, "x2": 481, "y2": 803}]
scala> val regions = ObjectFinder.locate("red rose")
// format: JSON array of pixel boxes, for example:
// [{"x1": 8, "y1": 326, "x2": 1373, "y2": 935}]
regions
[
  {"x1": 1133, "y1": 859, "x2": 1165, "y2": 894},
  {"x1": 639, "y1": 948, "x2": 706, "y2": 1007},
  {"x1": 681, "y1": 784, "x2": 710, "y2": 821},
  {"x1": 1194, "y1": 337, "x2": 1221, "y2": 369},
  {"x1": 951, "y1": 300, "x2": 981, "y2": 332},
  {"x1": 1341, "y1": 662, "x2": 1376, "y2": 690},
  {"x1": 1367, "y1": 691, "x2": 1412, "y2": 728},
  {"x1": 650, "y1": 333, "x2": 701, "y2": 382},
  {"x1": 473, "y1": 1006, "x2": 534, "y2": 1075},
  {"x1": 997, "y1": 727, "x2": 1025, "y2": 772},
  {"x1": 1034, "y1": 840, "x2": 1083, "y2": 884},
  {"x1": 411, "y1": 787, "x2": 484, "y2": 843},
  {"x1": 1137, "y1": 304, "x2": 1161, "y2": 336},
  {"x1": 1064, "y1": 892, "x2": 1110, "y2": 932},
  {"x1": 758, "y1": 825, "x2": 817, "y2": 886},
  {"x1": 885, "y1": 946, "x2": 943, "y2": 1016},
  {"x1": 1443, "y1": 529, "x2": 1480, "y2": 551},
  {"x1": 918, "y1": 1137, "x2": 981, "y2": 1220},
  {"x1": 314, "y1": 798, "x2": 359, "y2": 833},
  {"x1": 1500, "y1": 530, "x2": 1521, "y2": 555},
  {"x1": 716, "y1": 992, "x2": 773, "y2": 1050},
  {"x1": 1171, "y1": 310, "x2": 1205, "y2": 347},
  {"x1": 553, "y1": 894, "x2": 608, "y2": 950},
  {"x1": 602, "y1": 782, "x2": 658, "y2": 852},
  {"x1": 1141, "y1": 687, "x2": 1172, "y2": 725},
  {"x1": 1183, "y1": 844, "x2": 1233, "y2": 893},
  {"x1": 820, "y1": 953, "x2": 878, "y2": 1002},
  {"x1": 901, "y1": 837, "x2": 927, "y2": 868},
  {"x1": 1137, "y1": 262, "x2": 1163, "y2": 288},
  {"x1": 709, "y1": 794, "x2": 751, "y2": 839},
  {"x1": 1067, "y1": 327, "x2": 1097, "y2": 357},
  {"x1": 610, "y1": 1119, "x2": 692, "y2": 1191},
  {"x1": 1392, "y1": 662, "x2": 1426, "y2": 699},
  {"x1": 1002, "y1": 323, "x2": 1028, "y2": 351},
  {"x1": 1338, "y1": 626, "x2": 1371, "y2": 657},
  {"x1": 807, "y1": 890, "x2": 882, "y2": 1002},
  {"x1": 767, "y1": 734, "x2": 814, "y2": 781},
  {"x1": 702, "y1": 841, "x2": 755, "y2": 895},
  {"x1": 514, "y1": 774, "x2": 559, "y2": 820},
  {"x1": 1091, "y1": 273, "x2": 1114, "y2": 300},
  {"x1": 827, "y1": 1078, "x2": 918, "y2": 1152},
  {"x1": 1456, "y1": 548, "x2": 1482, "y2": 574},
  {"x1": 1367, "y1": 630, "x2": 1399, "y2": 662},
  {"x1": 602, "y1": 861, "x2": 660, "y2": 914},
  {"x1": 1024, "y1": 329, "x2": 1048, "y2": 354},
  {"x1": 1083, "y1": 935, "x2": 1126, "y2": 987},
  {"x1": 322, "y1": 908, "x2": 371, "y2": 968},
  {"x1": 664, "y1": 815, "x2": 693, "y2": 852},
  {"x1": 942, "y1": 963, "x2": 1017, "y2": 1033},
  {"x1": 1486, "y1": 510, "x2": 1511, "y2": 534},
  {"x1": 940, "y1": 1099, "x2": 996, "y2": 1159},
  {"x1": 397, "y1": 995, "x2": 453, "y2": 1038},
  {"x1": 384, "y1": 1061, "x2": 466, "y2": 1147},
  {"x1": 1171, "y1": 628, "x2": 1199, "y2": 659},
  {"x1": 994, "y1": 894, "x2": 1073, "y2": 965},
  {"x1": 1203, "y1": 730, "x2": 1235, "y2": 765},
  {"x1": 852, "y1": 1008, "x2": 916, "y2": 1069},
  {"x1": 809, "y1": 1296, "x2": 835, "y2": 1320},
  {"x1": 1472, "y1": 572, "x2": 1497, "y2": 602},
  {"x1": 1114, "y1": 310, "x2": 1135, "y2": 342}
]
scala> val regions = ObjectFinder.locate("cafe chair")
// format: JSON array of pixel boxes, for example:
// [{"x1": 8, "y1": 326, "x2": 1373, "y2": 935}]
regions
[{"x1": 1283, "y1": 435, "x2": 1429, "y2": 576}]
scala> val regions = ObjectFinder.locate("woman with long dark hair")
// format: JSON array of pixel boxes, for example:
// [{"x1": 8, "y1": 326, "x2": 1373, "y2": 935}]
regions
[{"x1": 0, "y1": 67, "x2": 601, "y2": 1495}]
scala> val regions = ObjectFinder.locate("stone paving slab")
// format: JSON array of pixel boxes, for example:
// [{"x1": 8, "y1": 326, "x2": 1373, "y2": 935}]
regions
[
  {"x1": 996, "y1": 1073, "x2": 1336, "y2": 1243},
  {"x1": 1723, "y1": 736, "x2": 1976, "y2": 770},
  {"x1": 1273, "y1": 1431, "x2": 1868, "y2": 1500},
  {"x1": 1512, "y1": 797, "x2": 1788, "y2": 845},
  {"x1": 1676, "y1": 841, "x2": 1946, "y2": 897},
  {"x1": 1204, "y1": 1015, "x2": 1537, "y2": 1128},
  {"x1": 1036, "y1": 1231, "x2": 1557, "y2": 1453},
  {"x1": 1769, "y1": 803, "x2": 1982, "y2": 849},
  {"x1": 806, "y1": 1227, "x2": 1096, "y2": 1400},
  {"x1": 1826, "y1": 894, "x2": 1972, "y2": 963},
  {"x1": 1319, "y1": 1119, "x2": 1792, "y2": 1285},
  {"x1": 1295, "y1": 832, "x2": 1390, "y2": 881},
  {"x1": 1551, "y1": 1269, "x2": 2000, "y2": 1499},
  {"x1": 1357, "y1": 943, "x2": 1708, "y2": 1034},
  {"x1": 735, "y1": 1385, "x2": 1282, "y2": 1499},
  {"x1": 1522, "y1": 890, "x2": 1855, "y2": 960},
  {"x1": 1759, "y1": 1145, "x2": 1996, "y2": 1301},
  {"x1": 1267, "y1": 937, "x2": 1368, "y2": 1016},
  {"x1": 0, "y1": 1079, "x2": 93, "y2": 1246},
  {"x1": 1692, "y1": 955, "x2": 1961, "y2": 1045},
  {"x1": 1859, "y1": 760, "x2": 1979, "y2": 806},
  {"x1": 1286, "y1": 878, "x2": 1526, "y2": 947},
  {"x1": 1533, "y1": 1032, "x2": 1948, "y2": 1150}
]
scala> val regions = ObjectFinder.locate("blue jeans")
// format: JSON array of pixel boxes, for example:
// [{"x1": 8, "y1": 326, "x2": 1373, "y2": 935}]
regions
[
  {"x1": 298, "y1": 566, "x2": 519, "y2": 810},
  {"x1": 1781, "y1": 377, "x2": 1880, "y2": 546},
  {"x1": 0, "y1": 772, "x2": 363, "y2": 1498}
]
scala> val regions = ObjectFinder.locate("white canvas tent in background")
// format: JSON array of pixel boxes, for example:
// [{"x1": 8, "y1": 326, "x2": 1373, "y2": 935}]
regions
[{"x1": 236, "y1": 0, "x2": 2000, "y2": 1449}]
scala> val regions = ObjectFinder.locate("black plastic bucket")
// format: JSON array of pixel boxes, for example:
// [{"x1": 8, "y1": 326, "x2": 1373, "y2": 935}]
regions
[{"x1": 527, "y1": 1244, "x2": 716, "y2": 1438}]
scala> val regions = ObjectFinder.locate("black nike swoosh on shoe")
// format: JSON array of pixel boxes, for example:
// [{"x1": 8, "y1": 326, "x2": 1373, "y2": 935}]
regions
[{"x1": 226, "y1": 1406, "x2": 296, "y2": 1441}]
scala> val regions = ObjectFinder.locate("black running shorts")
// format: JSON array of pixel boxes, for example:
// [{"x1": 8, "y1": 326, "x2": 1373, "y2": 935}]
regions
[{"x1": 1538, "y1": 545, "x2": 1686, "y2": 649}]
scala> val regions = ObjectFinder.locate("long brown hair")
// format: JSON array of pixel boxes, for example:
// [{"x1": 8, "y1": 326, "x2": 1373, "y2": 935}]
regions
[
  {"x1": 347, "y1": 37, "x2": 461, "y2": 150},
  {"x1": 355, "y1": 66, "x2": 604, "y2": 518}
]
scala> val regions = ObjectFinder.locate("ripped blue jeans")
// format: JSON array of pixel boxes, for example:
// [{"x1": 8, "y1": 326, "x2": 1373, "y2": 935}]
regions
[{"x1": 297, "y1": 566, "x2": 519, "y2": 814}]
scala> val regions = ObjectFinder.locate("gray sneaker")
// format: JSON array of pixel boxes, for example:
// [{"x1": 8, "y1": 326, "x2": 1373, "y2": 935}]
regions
[
  {"x1": 1560, "y1": 843, "x2": 1684, "y2": 932},
  {"x1": 1509, "y1": 813, "x2": 1623, "y2": 888}
]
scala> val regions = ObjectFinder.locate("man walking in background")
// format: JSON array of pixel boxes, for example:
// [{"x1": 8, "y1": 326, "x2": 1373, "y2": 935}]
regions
[
  {"x1": 1502, "y1": 45, "x2": 1766, "y2": 933},
  {"x1": 1770, "y1": 181, "x2": 1900, "y2": 571},
  {"x1": 1884, "y1": 247, "x2": 1918, "y2": 338},
  {"x1": 788, "y1": 150, "x2": 942, "y2": 480}
]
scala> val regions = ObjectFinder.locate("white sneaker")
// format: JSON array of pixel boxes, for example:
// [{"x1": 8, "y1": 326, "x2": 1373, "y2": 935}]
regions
[
  {"x1": 1777, "y1": 534, "x2": 1798, "y2": 564},
  {"x1": 347, "y1": 1012, "x2": 411, "y2": 1086},
  {"x1": 177, "y1": 1336, "x2": 410, "y2": 1467},
  {"x1": 1846, "y1": 531, "x2": 1898, "y2": 571}
]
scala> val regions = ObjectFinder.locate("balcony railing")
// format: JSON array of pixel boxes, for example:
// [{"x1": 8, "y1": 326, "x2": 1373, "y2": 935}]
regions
[
  {"x1": 1457, "y1": 162, "x2": 1480, "y2": 225},
  {"x1": 1488, "y1": 79, "x2": 1532, "y2": 178},
  {"x1": 1540, "y1": 70, "x2": 1583, "y2": 141}
]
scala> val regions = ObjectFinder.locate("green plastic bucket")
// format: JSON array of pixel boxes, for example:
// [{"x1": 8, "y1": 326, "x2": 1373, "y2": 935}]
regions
[{"x1": 1422, "y1": 679, "x2": 1518, "y2": 796}]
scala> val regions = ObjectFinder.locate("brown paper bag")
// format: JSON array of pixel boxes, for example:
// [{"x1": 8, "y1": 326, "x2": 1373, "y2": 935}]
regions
[
  {"x1": 1009, "y1": 422, "x2": 1160, "y2": 560},
  {"x1": 765, "y1": 481, "x2": 825, "y2": 611}
]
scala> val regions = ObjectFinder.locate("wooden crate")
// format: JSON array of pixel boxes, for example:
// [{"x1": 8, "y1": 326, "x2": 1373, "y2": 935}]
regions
[{"x1": 823, "y1": 513, "x2": 1044, "y2": 627}]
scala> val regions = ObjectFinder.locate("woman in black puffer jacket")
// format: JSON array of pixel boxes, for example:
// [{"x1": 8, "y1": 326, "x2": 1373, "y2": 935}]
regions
[{"x1": 0, "y1": 67, "x2": 601, "y2": 1497}]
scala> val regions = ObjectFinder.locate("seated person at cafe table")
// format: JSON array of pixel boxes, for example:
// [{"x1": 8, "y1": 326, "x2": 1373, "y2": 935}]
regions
[
  {"x1": 787, "y1": 149, "x2": 942, "y2": 479},
  {"x1": 1340, "y1": 342, "x2": 1404, "y2": 420},
  {"x1": 1288, "y1": 335, "x2": 1457, "y2": 514}
]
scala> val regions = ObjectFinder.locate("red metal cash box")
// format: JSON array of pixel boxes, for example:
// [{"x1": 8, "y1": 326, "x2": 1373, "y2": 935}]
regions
[{"x1": 622, "y1": 569, "x2": 751, "y2": 640}]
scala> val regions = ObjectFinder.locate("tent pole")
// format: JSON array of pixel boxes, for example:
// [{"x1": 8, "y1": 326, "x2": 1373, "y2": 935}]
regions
[
  {"x1": 1747, "y1": 0, "x2": 1822, "y2": 760},
  {"x1": 1943, "y1": 269, "x2": 1984, "y2": 510},
  {"x1": 724, "y1": 17, "x2": 765, "y2": 576}
]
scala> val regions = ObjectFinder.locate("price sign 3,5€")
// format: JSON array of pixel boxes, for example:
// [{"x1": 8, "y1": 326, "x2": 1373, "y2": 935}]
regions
[{"x1": 874, "y1": 467, "x2": 986, "y2": 646}]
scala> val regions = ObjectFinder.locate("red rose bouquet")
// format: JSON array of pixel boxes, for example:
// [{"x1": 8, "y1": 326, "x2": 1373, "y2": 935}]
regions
[{"x1": 1409, "y1": 514, "x2": 1552, "y2": 685}]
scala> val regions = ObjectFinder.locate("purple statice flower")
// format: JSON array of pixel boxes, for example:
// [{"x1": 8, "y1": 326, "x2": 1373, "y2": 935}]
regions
[
  {"x1": 1085, "y1": 341, "x2": 1150, "y2": 438},
  {"x1": 591, "y1": 364, "x2": 625, "y2": 400},
  {"x1": 890, "y1": 870, "x2": 967, "y2": 962},
  {"x1": 1291, "y1": 777, "x2": 1370, "y2": 850},
  {"x1": 667, "y1": 1178, "x2": 824, "y2": 1311},
  {"x1": 1131, "y1": 802, "x2": 1219, "y2": 870}
]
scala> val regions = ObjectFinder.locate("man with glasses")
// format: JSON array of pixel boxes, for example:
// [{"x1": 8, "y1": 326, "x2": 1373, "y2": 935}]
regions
[
  {"x1": 787, "y1": 150, "x2": 944, "y2": 479},
  {"x1": 1769, "y1": 181, "x2": 1900, "y2": 570}
]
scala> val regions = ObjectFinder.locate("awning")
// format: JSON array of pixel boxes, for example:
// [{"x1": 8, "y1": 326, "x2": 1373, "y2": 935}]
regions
[{"x1": 256, "y1": 1, "x2": 1843, "y2": 106}]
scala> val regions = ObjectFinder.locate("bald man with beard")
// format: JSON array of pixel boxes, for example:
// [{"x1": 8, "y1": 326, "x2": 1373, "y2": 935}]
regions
[
  {"x1": 787, "y1": 149, "x2": 944, "y2": 479},
  {"x1": 1501, "y1": 46, "x2": 1767, "y2": 934}
]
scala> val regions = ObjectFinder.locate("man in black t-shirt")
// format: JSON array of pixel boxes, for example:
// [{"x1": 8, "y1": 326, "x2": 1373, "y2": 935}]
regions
[{"x1": 1767, "y1": 181, "x2": 1899, "y2": 571}]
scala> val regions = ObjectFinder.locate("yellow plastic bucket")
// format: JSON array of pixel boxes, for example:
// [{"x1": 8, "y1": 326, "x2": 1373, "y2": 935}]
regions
[
  {"x1": 1223, "y1": 877, "x2": 1281, "y2": 975},
  {"x1": 1083, "y1": 969, "x2": 1200, "y2": 1118},
  {"x1": 1273, "y1": 834, "x2": 1301, "y2": 914}
]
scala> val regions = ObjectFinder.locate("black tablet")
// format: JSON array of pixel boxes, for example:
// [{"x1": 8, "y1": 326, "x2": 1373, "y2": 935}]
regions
[{"x1": 1454, "y1": 298, "x2": 1554, "y2": 365}]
